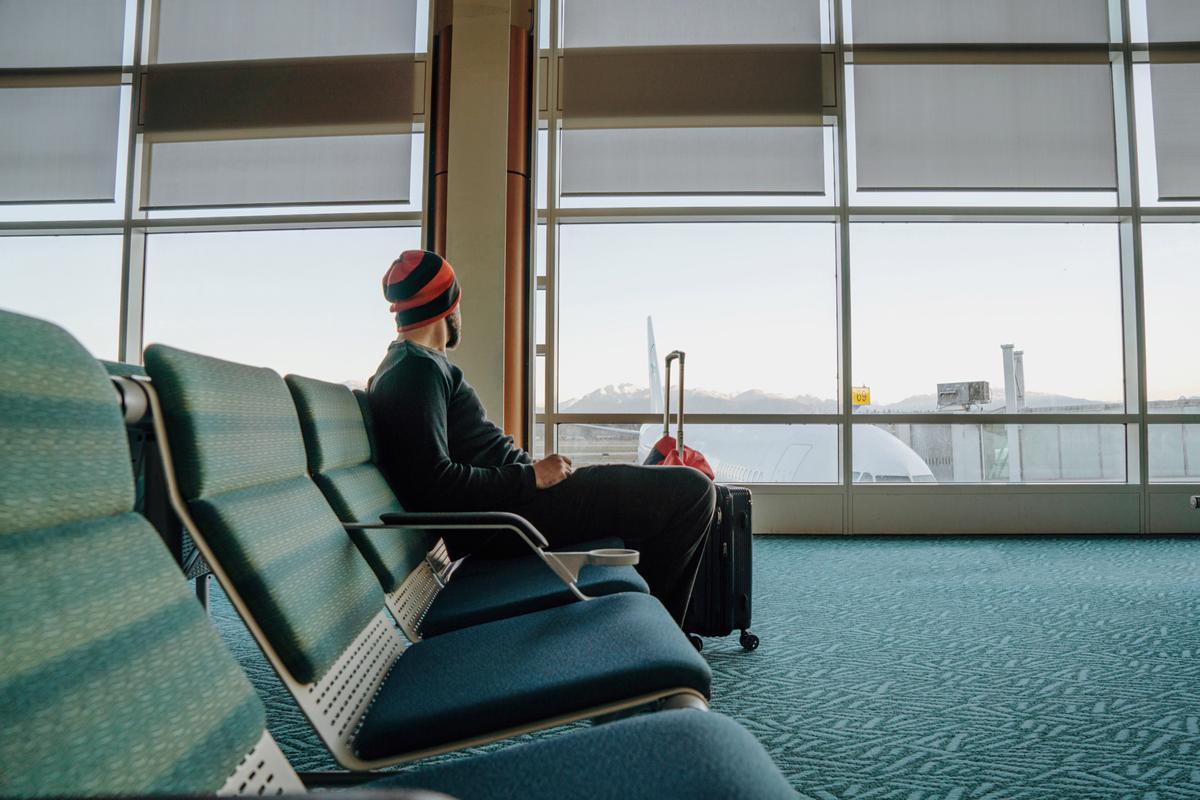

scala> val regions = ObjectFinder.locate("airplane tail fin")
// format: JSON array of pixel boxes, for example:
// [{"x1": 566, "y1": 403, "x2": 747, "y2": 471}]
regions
[{"x1": 647, "y1": 316, "x2": 663, "y2": 416}]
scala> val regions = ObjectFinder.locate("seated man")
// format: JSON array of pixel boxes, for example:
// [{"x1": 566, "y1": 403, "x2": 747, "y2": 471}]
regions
[{"x1": 368, "y1": 249, "x2": 714, "y2": 624}]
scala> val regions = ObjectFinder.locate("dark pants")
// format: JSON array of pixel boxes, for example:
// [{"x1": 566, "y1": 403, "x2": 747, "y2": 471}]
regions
[{"x1": 450, "y1": 464, "x2": 716, "y2": 624}]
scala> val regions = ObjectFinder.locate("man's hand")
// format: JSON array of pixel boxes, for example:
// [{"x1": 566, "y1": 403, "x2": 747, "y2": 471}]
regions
[{"x1": 533, "y1": 454, "x2": 574, "y2": 489}]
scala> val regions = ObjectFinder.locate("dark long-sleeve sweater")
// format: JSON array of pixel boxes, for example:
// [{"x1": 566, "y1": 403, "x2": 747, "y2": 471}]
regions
[{"x1": 368, "y1": 340, "x2": 537, "y2": 511}]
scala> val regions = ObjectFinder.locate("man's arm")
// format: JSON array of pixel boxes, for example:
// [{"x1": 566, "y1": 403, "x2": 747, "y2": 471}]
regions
[{"x1": 371, "y1": 357, "x2": 537, "y2": 510}]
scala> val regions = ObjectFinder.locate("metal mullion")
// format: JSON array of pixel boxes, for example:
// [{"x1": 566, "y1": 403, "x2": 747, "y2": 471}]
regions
[
  {"x1": 852, "y1": 413, "x2": 1137, "y2": 426},
  {"x1": 553, "y1": 207, "x2": 838, "y2": 223},
  {"x1": 133, "y1": 212, "x2": 422, "y2": 234},
  {"x1": 1118, "y1": 0, "x2": 1151, "y2": 529},
  {"x1": 542, "y1": 0, "x2": 561, "y2": 455},
  {"x1": 834, "y1": 0, "x2": 853, "y2": 530},
  {"x1": 117, "y1": 0, "x2": 147, "y2": 363},
  {"x1": 551, "y1": 413, "x2": 843, "y2": 426}
]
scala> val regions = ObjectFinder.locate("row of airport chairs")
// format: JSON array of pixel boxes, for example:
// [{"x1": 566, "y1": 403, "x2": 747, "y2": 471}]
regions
[{"x1": 0, "y1": 309, "x2": 795, "y2": 798}]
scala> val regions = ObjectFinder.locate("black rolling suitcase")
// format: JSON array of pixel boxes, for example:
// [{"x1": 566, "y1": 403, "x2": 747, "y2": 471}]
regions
[
  {"x1": 648, "y1": 350, "x2": 757, "y2": 652},
  {"x1": 684, "y1": 483, "x2": 758, "y2": 652}
]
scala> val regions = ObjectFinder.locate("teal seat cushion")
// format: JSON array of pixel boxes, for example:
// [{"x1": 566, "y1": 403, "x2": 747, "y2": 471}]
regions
[
  {"x1": 1, "y1": 312, "x2": 265, "y2": 796},
  {"x1": 286, "y1": 374, "x2": 431, "y2": 593},
  {"x1": 314, "y1": 464, "x2": 429, "y2": 592},
  {"x1": 354, "y1": 592, "x2": 711, "y2": 758},
  {"x1": 0, "y1": 313, "x2": 132, "y2": 535},
  {"x1": 190, "y1": 477, "x2": 385, "y2": 684},
  {"x1": 144, "y1": 345, "x2": 384, "y2": 684},
  {"x1": 0, "y1": 514, "x2": 266, "y2": 797},
  {"x1": 422, "y1": 558, "x2": 649, "y2": 637},
  {"x1": 373, "y1": 709, "x2": 796, "y2": 800}
]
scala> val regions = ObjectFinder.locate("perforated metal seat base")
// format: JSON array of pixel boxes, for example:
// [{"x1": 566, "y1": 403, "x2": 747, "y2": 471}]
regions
[
  {"x1": 218, "y1": 731, "x2": 304, "y2": 796},
  {"x1": 385, "y1": 560, "x2": 442, "y2": 641}
]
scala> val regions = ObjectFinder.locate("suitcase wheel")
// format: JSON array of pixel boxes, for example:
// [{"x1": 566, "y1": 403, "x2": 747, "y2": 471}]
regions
[
  {"x1": 739, "y1": 630, "x2": 760, "y2": 652},
  {"x1": 688, "y1": 634, "x2": 704, "y2": 652}
]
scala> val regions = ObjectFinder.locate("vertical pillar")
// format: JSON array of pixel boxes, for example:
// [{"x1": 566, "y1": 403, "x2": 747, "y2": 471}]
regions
[
  {"x1": 442, "y1": 0, "x2": 514, "y2": 421},
  {"x1": 504, "y1": 1, "x2": 533, "y2": 447}
]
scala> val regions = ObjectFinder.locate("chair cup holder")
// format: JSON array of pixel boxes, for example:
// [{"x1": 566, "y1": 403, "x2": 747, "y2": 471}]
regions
[{"x1": 585, "y1": 548, "x2": 639, "y2": 567}]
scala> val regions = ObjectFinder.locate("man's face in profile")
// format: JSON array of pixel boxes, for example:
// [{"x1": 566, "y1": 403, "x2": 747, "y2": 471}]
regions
[{"x1": 446, "y1": 308, "x2": 463, "y2": 350}]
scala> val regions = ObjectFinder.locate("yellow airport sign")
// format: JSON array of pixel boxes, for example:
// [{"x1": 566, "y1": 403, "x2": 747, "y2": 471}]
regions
[{"x1": 852, "y1": 386, "x2": 871, "y2": 406}]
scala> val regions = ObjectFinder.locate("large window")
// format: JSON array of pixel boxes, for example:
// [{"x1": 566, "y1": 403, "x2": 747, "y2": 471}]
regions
[
  {"x1": 143, "y1": 228, "x2": 417, "y2": 383},
  {"x1": 0, "y1": 236, "x2": 124, "y2": 360},
  {"x1": 534, "y1": 0, "x2": 1198, "y2": 500},
  {"x1": 2, "y1": 0, "x2": 428, "y2": 375}
]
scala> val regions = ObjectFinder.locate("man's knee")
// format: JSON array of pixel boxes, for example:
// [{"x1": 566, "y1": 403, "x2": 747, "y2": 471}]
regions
[{"x1": 666, "y1": 466, "x2": 716, "y2": 520}]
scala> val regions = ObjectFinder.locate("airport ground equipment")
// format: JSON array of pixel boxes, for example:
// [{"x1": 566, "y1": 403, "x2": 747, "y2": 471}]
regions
[
  {"x1": 139, "y1": 343, "x2": 712, "y2": 770},
  {"x1": 0, "y1": 310, "x2": 795, "y2": 799},
  {"x1": 285, "y1": 374, "x2": 648, "y2": 640}
]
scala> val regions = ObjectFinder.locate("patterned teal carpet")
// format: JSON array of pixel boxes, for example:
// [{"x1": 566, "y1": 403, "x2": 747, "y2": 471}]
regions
[{"x1": 210, "y1": 536, "x2": 1200, "y2": 797}]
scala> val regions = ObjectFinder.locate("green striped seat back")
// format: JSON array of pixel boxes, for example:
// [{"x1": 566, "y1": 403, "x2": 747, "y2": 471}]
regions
[
  {"x1": 143, "y1": 345, "x2": 384, "y2": 683},
  {"x1": 0, "y1": 311, "x2": 265, "y2": 796},
  {"x1": 286, "y1": 374, "x2": 429, "y2": 593}
]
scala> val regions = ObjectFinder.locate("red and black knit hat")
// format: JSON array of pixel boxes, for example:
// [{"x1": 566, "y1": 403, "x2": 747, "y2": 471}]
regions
[{"x1": 382, "y1": 250, "x2": 462, "y2": 333}]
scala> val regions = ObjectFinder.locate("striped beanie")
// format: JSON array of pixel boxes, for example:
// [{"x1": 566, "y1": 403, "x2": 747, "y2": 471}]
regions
[{"x1": 382, "y1": 250, "x2": 462, "y2": 332}]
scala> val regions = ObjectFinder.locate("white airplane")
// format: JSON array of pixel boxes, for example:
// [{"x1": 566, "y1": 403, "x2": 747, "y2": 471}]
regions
[{"x1": 635, "y1": 318, "x2": 936, "y2": 484}]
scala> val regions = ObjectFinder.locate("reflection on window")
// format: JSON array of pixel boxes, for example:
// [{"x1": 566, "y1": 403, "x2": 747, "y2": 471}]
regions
[
  {"x1": 857, "y1": 424, "x2": 1126, "y2": 484},
  {"x1": 557, "y1": 223, "x2": 838, "y2": 413},
  {"x1": 557, "y1": 423, "x2": 840, "y2": 483},
  {"x1": 0, "y1": 235, "x2": 123, "y2": 360},
  {"x1": 1148, "y1": 424, "x2": 1200, "y2": 483},
  {"x1": 1142, "y1": 225, "x2": 1200, "y2": 412},
  {"x1": 851, "y1": 224, "x2": 1124, "y2": 414},
  {"x1": 143, "y1": 227, "x2": 419, "y2": 382}
]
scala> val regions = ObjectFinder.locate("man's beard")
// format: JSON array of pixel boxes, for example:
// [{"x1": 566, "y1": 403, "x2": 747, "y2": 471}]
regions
[{"x1": 445, "y1": 311, "x2": 462, "y2": 350}]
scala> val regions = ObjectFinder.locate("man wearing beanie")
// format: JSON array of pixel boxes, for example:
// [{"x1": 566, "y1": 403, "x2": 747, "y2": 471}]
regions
[{"x1": 369, "y1": 249, "x2": 715, "y2": 624}]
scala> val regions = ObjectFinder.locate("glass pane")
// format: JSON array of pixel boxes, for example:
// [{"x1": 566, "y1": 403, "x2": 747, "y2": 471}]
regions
[
  {"x1": 0, "y1": 235, "x2": 123, "y2": 360},
  {"x1": 154, "y1": 0, "x2": 419, "y2": 63},
  {"x1": 849, "y1": 0, "x2": 1110, "y2": 44},
  {"x1": 859, "y1": 424, "x2": 1126, "y2": 483},
  {"x1": 557, "y1": 422, "x2": 840, "y2": 482},
  {"x1": 851, "y1": 224, "x2": 1124, "y2": 413},
  {"x1": 557, "y1": 223, "x2": 838, "y2": 413},
  {"x1": 560, "y1": 127, "x2": 825, "y2": 197},
  {"x1": 535, "y1": 288, "x2": 546, "y2": 346},
  {"x1": 1142, "y1": 224, "x2": 1200, "y2": 411},
  {"x1": 0, "y1": 0, "x2": 126, "y2": 68},
  {"x1": 1147, "y1": 63, "x2": 1200, "y2": 201},
  {"x1": 0, "y1": 86, "x2": 123, "y2": 203},
  {"x1": 851, "y1": 64, "x2": 1116, "y2": 192},
  {"x1": 143, "y1": 227, "x2": 419, "y2": 383},
  {"x1": 561, "y1": 0, "x2": 821, "y2": 48},
  {"x1": 1148, "y1": 424, "x2": 1200, "y2": 482},
  {"x1": 145, "y1": 134, "x2": 413, "y2": 209}
]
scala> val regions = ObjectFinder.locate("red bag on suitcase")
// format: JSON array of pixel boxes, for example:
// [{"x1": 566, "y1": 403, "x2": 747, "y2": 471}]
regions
[{"x1": 643, "y1": 350, "x2": 715, "y2": 480}]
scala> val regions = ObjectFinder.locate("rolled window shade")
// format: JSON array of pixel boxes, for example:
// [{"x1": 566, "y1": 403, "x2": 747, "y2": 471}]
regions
[
  {"x1": 141, "y1": 56, "x2": 414, "y2": 135},
  {"x1": 1149, "y1": 63, "x2": 1200, "y2": 200},
  {"x1": 144, "y1": 135, "x2": 412, "y2": 209},
  {"x1": 1145, "y1": 0, "x2": 1200, "y2": 43},
  {"x1": 0, "y1": 0, "x2": 126, "y2": 68},
  {"x1": 153, "y1": 0, "x2": 417, "y2": 63},
  {"x1": 850, "y1": 0, "x2": 1110, "y2": 44},
  {"x1": 560, "y1": 46, "x2": 824, "y2": 128},
  {"x1": 562, "y1": 0, "x2": 822, "y2": 47},
  {"x1": 0, "y1": 87, "x2": 122, "y2": 203},
  {"x1": 853, "y1": 64, "x2": 1117, "y2": 191},
  {"x1": 561, "y1": 127, "x2": 825, "y2": 196}
]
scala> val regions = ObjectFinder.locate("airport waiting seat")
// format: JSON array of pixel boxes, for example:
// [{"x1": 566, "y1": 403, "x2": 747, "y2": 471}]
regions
[
  {"x1": 0, "y1": 310, "x2": 796, "y2": 799},
  {"x1": 284, "y1": 373, "x2": 648, "y2": 639},
  {"x1": 141, "y1": 343, "x2": 711, "y2": 769}
]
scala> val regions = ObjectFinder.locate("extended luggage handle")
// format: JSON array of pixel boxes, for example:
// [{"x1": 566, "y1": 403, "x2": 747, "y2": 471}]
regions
[{"x1": 661, "y1": 350, "x2": 686, "y2": 455}]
